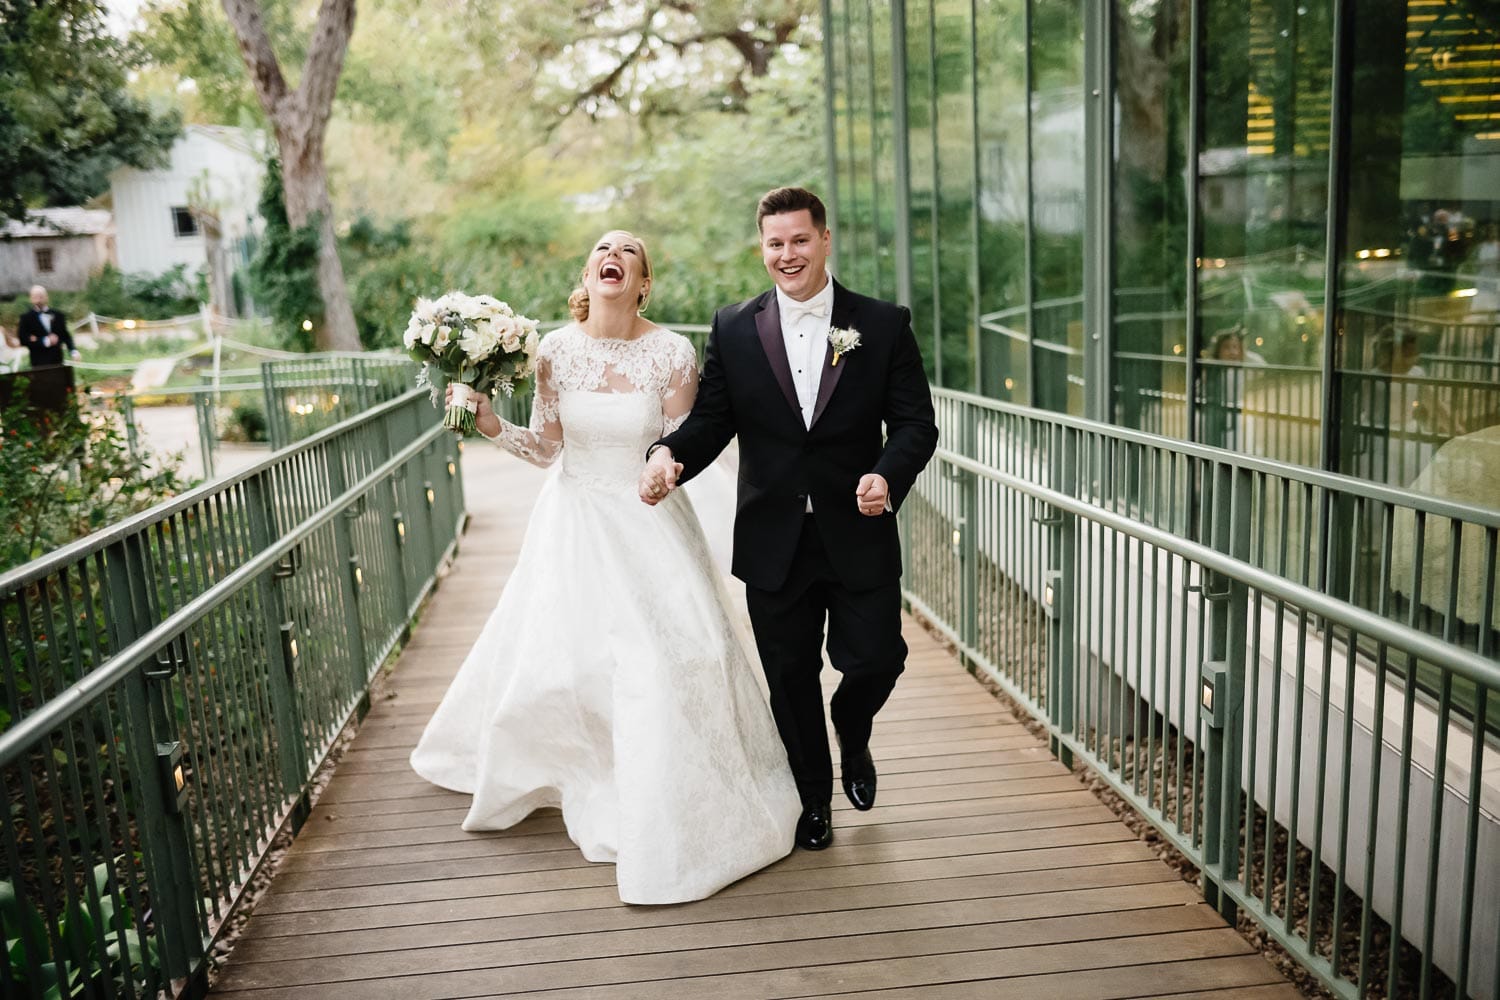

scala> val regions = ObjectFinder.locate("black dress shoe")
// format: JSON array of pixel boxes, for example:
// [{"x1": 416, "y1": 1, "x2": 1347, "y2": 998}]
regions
[
  {"x1": 841, "y1": 746, "x2": 877, "y2": 811},
  {"x1": 795, "y1": 801, "x2": 833, "y2": 851}
]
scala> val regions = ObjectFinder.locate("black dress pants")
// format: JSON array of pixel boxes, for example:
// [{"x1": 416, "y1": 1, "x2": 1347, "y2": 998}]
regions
[{"x1": 745, "y1": 514, "x2": 906, "y2": 805}]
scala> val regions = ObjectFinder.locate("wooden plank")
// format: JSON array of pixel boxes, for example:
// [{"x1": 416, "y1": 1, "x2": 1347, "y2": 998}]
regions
[
  {"x1": 255, "y1": 839, "x2": 1158, "y2": 915},
  {"x1": 241, "y1": 859, "x2": 1180, "y2": 939},
  {"x1": 274, "y1": 802, "x2": 1117, "y2": 876},
  {"x1": 213, "y1": 926, "x2": 1251, "y2": 1000},
  {"x1": 267, "y1": 821, "x2": 1131, "y2": 894},
  {"x1": 792, "y1": 956, "x2": 1295, "y2": 1000},
  {"x1": 216, "y1": 901, "x2": 1223, "y2": 993},
  {"x1": 311, "y1": 759, "x2": 1065, "y2": 813},
  {"x1": 225, "y1": 879, "x2": 1199, "y2": 966},
  {"x1": 291, "y1": 790, "x2": 1111, "y2": 852}
]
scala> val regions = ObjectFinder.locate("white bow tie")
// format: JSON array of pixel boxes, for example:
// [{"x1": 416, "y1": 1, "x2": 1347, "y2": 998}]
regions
[{"x1": 783, "y1": 298, "x2": 828, "y2": 323}]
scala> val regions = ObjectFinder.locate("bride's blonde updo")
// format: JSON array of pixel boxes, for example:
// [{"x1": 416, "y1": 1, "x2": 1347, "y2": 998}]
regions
[{"x1": 568, "y1": 230, "x2": 653, "y2": 322}]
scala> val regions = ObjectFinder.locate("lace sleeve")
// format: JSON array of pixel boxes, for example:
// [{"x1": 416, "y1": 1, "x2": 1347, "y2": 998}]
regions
[
  {"x1": 481, "y1": 355, "x2": 563, "y2": 467},
  {"x1": 661, "y1": 336, "x2": 699, "y2": 435}
]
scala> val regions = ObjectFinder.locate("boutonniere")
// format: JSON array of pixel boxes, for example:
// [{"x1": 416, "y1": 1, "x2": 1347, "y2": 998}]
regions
[{"x1": 828, "y1": 326, "x2": 861, "y2": 367}]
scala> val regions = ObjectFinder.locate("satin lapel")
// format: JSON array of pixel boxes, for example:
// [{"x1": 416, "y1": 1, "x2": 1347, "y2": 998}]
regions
[
  {"x1": 810, "y1": 281, "x2": 855, "y2": 428},
  {"x1": 753, "y1": 293, "x2": 802, "y2": 421}
]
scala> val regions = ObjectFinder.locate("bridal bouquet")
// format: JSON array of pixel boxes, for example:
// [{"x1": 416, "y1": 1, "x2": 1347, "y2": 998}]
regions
[{"x1": 405, "y1": 292, "x2": 540, "y2": 434}]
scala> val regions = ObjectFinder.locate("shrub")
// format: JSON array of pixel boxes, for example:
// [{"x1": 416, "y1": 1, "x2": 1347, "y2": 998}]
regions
[
  {"x1": 0, "y1": 382, "x2": 186, "y2": 573},
  {"x1": 223, "y1": 398, "x2": 268, "y2": 443}
]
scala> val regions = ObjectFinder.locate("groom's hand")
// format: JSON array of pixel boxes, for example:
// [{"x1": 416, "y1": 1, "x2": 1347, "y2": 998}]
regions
[
  {"x1": 639, "y1": 447, "x2": 683, "y2": 506},
  {"x1": 856, "y1": 473, "x2": 890, "y2": 517}
]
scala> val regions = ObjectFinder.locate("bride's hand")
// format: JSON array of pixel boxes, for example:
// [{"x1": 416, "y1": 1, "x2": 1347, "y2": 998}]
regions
[{"x1": 446, "y1": 384, "x2": 500, "y2": 435}]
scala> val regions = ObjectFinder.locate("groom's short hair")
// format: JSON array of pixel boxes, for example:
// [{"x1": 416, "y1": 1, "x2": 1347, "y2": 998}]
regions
[{"x1": 757, "y1": 187, "x2": 827, "y2": 233}]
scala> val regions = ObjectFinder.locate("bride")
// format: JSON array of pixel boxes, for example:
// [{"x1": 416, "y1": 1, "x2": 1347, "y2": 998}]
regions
[{"x1": 408, "y1": 230, "x2": 801, "y2": 904}]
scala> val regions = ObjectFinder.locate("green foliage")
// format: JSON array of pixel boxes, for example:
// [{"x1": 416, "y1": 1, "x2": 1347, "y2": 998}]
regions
[
  {"x1": 134, "y1": 0, "x2": 303, "y2": 127},
  {"x1": 223, "y1": 398, "x2": 268, "y2": 443},
  {"x1": 0, "y1": 385, "x2": 186, "y2": 573},
  {"x1": 1, "y1": 862, "x2": 161, "y2": 1000},
  {"x1": 249, "y1": 158, "x2": 323, "y2": 351},
  {"x1": 0, "y1": 0, "x2": 181, "y2": 221},
  {"x1": 341, "y1": 215, "x2": 448, "y2": 350},
  {"x1": 77, "y1": 264, "x2": 203, "y2": 321}
]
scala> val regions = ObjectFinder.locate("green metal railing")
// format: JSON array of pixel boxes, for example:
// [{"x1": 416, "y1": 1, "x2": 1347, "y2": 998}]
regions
[
  {"x1": 0, "y1": 387, "x2": 465, "y2": 999},
  {"x1": 261, "y1": 355, "x2": 413, "y2": 449},
  {"x1": 903, "y1": 387, "x2": 1499, "y2": 999},
  {"x1": 112, "y1": 384, "x2": 265, "y2": 481}
]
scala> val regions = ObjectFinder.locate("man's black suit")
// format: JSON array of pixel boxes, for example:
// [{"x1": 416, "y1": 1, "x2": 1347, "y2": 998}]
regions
[
  {"x1": 659, "y1": 280, "x2": 938, "y2": 803},
  {"x1": 16, "y1": 308, "x2": 74, "y2": 368}
]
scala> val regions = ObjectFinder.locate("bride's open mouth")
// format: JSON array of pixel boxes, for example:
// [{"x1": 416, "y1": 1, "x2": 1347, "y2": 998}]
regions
[{"x1": 599, "y1": 262, "x2": 625, "y2": 283}]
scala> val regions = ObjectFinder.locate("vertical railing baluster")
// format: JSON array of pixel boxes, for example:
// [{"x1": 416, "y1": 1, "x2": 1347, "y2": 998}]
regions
[{"x1": 103, "y1": 535, "x2": 205, "y2": 991}]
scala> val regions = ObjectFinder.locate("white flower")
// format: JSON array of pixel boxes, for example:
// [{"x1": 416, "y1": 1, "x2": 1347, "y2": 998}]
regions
[{"x1": 828, "y1": 326, "x2": 862, "y2": 366}]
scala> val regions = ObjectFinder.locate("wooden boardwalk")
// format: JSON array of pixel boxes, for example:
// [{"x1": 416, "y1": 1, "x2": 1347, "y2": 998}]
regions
[{"x1": 210, "y1": 448, "x2": 1298, "y2": 1000}]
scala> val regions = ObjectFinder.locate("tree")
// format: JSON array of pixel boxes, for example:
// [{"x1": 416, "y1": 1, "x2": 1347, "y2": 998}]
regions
[
  {"x1": 0, "y1": 0, "x2": 181, "y2": 222},
  {"x1": 249, "y1": 157, "x2": 323, "y2": 350},
  {"x1": 501, "y1": 0, "x2": 813, "y2": 118},
  {"x1": 218, "y1": 0, "x2": 362, "y2": 351}
]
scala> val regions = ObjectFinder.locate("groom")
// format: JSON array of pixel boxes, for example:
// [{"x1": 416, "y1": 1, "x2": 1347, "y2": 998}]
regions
[{"x1": 640, "y1": 187, "x2": 938, "y2": 850}]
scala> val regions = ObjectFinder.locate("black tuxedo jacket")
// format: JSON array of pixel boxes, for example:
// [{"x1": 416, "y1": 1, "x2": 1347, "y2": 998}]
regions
[
  {"x1": 660, "y1": 280, "x2": 938, "y2": 592},
  {"x1": 17, "y1": 308, "x2": 73, "y2": 367}
]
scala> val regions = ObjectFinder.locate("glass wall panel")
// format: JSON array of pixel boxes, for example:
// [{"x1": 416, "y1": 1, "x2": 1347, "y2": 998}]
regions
[
  {"x1": 1110, "y1": 0, "x2": 1192, "y2": 439},
  {"x1": 933, "y1": 0, "x2": 978, "y2": 390},
  {"x1": 1029, "y1": 0, "x2": 1087, "y2": 416},
  {"x1": 867, "y1": 1, "x2": 899, "y2": 303},
  {"x1": 907, "y1": 0, "x2": 940, "y2": 381},
  {"x1": 1195, "y1": 0, "x2": 1332, "y2": 465},
  {"x1": 975, "y1": 0, "x2": 1030, "y2": 404},
  {"x1": 839, "y1": 0, "x2": 878, "y2": 295},
  {"x1": 1338, "y1": 0, "x2": 1500, "y2": 499},
  {"x1": 828, "y1": 0, "x2": 858, "y2": 275}
]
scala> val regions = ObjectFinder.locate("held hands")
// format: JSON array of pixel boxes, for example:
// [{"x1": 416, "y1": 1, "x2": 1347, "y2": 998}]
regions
[
  {"x1": 856, "y1": 473, "x2": 889, "y2": 517},
  {"x1": 639, "y1": 448, "x2": 683, "y2": 506},
  {"x1": 445, "y1": 383, "x2": 500, "y2": 437}
]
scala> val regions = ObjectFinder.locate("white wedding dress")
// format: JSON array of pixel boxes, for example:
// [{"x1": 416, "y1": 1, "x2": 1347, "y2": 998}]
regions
[{"x1": 409, "y1": 323, "x2": 800, "y2": 904}]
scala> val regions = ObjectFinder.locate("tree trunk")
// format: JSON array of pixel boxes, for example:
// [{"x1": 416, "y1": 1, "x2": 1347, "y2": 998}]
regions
[
  {"x1": 279, "y1": 133, "x2": 361, "y2": 351},
  {"x1": 220, "y1": 0, "x2": 362, "y2": 352}
]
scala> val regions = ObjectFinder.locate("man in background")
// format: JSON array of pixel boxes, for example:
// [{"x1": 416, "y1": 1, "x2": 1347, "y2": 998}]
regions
[{"x1": 16, "y1": 285, "x2": 79, "y2": 368}]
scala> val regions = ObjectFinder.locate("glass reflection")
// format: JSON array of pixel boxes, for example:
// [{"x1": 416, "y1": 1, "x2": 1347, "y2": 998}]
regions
[
  {"x1": 975, "y1": 0, "x2": 1030, "y2": 403},
  {"x1": 1195, "y1": 0, "x2": 1332, "y2": 466},
  {"x1": 934, "y1": 0, "x2": 977, "y2": 390},
  {"x1": 1111, "y1": 0, "x2": 1192, "y2": 439},
  {"x1": 1338, "y1": 0, "x2": 1500, "y2": 500},
  {"x1": 1029, "y1": 0, "x2": 1087, "y2": 416}
]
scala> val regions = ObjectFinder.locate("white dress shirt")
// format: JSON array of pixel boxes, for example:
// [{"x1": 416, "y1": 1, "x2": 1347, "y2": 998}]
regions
[
  {"x1": 777, "y1": 277, "x2": 833, "y2": 512},
  {"x1": 38, "y1": 310, "x2": 53, "y2": 334},
  {"x1": 776, "y1": 277, "x2": 834, "y2": 430}
]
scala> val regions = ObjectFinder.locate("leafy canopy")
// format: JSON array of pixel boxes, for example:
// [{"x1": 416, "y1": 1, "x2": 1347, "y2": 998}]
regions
[{"x1": 0, "y1": 0, "x2": 182, "y2": 221}]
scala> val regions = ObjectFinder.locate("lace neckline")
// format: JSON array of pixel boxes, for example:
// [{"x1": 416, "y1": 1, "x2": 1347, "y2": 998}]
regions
[{"x1": 567, "y1": 323, "x2": 668, "y2": 348}]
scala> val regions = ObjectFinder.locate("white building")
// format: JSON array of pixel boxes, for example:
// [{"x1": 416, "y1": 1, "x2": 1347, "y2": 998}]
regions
[
  {"x1": 0, "y1": 208, "x2": 116, "y2": 297},
  {"x1": 110, "y1": 125, "x2": 266, "y2": 316}
]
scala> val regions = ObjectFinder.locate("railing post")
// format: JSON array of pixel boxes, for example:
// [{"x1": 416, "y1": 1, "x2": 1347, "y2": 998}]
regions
[
  {"x1": 323, "y1": 443, "x2": 372, "y2": 716},
  {"x1": 243, "y1": 472, "x2": 311, "y2": 824},
  {"x1": 261, "y1": 361, "x2": 282, "y2": 451},
  {"x1": 194, "y1": 392, "x2": 216, "y2": 480},
  {"x1": 120, "y1": 394, "x2": 140, "y2": 461},
  {"x1": 1048, "y1": 423, "x2": 1079, "y2": 768},
  {"x1": 959, "y1": 401, "x2": 979, "y2": 653},
  {"x1": 1200, "y1": 460, "x2": 1252, "y2": 922},
  {"x1": 103, "y1": 536, "x2": 206, "y2": 992},
  {"x1": 379, "y1": 408, "x2": 416, "y2": 623}
]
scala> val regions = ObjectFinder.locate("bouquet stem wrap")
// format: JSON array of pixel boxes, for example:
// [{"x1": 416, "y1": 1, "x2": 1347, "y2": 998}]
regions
[{"x1": 444, "y1": 382, "x2": 479, "y2": 434}]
